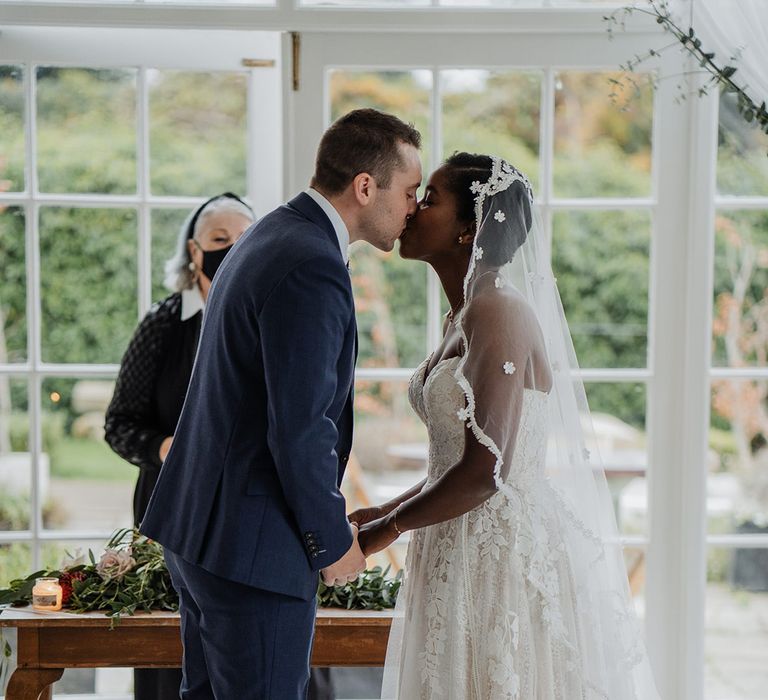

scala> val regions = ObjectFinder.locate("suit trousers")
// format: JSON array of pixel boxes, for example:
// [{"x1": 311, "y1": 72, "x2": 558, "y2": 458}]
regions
[{"x1": 165, "y1": 550, "x2": 316, "y2": 700}]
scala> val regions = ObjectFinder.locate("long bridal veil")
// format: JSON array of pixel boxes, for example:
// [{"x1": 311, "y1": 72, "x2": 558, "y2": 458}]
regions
[{"x1": 382, "y1": 158, "x2": 660, "y2": 699}]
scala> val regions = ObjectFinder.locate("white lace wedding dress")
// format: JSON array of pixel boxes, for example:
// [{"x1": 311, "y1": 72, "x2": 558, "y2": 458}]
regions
[{"x1": 388, "y1": 354, "x2": 643, "y2": 700}]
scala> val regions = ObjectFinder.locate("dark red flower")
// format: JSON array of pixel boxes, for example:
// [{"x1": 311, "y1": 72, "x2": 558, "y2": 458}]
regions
[{"x1": 59, "y1": 571, "x2": 86, "y2": 606}]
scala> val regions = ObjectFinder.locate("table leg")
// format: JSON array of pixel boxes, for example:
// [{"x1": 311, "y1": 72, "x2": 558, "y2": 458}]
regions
[{"x1": 5, "y1": 668, "x2": 63, "y2": 700}]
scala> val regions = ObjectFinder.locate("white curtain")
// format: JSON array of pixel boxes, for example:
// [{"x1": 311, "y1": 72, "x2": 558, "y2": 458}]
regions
[{"x1": 671, "y1": 0, "x2": 768, "y2": 102}]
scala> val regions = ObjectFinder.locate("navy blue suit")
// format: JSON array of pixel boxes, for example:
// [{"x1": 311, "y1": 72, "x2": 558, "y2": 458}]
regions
[{"x1": 141, "y1": 193, "x2": 357, "y2": 698}]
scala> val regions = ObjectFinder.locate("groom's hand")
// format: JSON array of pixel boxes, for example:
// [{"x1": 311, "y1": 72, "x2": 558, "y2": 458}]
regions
[{"x1": 320, "y1": 523, "x2": 367, "y2": 587}]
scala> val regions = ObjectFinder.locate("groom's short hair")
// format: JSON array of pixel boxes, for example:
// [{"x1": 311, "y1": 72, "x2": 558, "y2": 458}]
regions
[{"x1": 311, "y1": 108, "x2": 421, "y2": 195}]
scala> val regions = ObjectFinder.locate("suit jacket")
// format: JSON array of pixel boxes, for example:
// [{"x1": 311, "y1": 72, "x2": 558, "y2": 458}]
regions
[{"x1": 141, "y1": 192, "x2": 357, "y2": 601}]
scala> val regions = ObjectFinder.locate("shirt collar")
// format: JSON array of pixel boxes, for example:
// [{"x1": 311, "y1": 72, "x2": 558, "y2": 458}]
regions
[
  {"x1": 181, "y1": 286, "x2": 205, "y2": 321},
  {"x1": 305, "y1": 188, "x2": 350, "y2": 264}
]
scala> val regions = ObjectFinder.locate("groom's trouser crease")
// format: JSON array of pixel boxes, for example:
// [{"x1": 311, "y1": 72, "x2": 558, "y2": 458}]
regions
[{"x1": 166, "y1": 549, "x2": 316, "y2": 699}]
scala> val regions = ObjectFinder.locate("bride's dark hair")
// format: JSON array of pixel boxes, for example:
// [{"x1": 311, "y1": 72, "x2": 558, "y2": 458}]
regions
[
  {"x1": 442, "y1": 152, "x2": 493, "y2": 224},
  {"x1": 443, "y1": 152, "x2": 532, "y2": 266}
]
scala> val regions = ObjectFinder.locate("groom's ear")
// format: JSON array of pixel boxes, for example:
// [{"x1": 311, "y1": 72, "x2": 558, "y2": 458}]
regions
[{"x1": 351, "y1": 172, "x2": 375, "y2": 206}]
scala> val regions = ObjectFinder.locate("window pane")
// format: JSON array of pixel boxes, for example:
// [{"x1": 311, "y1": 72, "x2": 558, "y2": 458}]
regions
[
  {"x1": 0, "y1": 206, "x2": 27, "y2": 363},
  {"x1": 712, "y1": 210, "x2": 768, "y2": 368},
  {"x1": 552, "y1": 209, "x2": 650, "y2": 368},
  {"x1": 40, "y1": 207, "x2": 137, "y2": 364},
  {"x1": 554, "y1": 72, "x2": 653, "y2": 198},
  {"x1": 0, "y1": 542, "x2": 32, "y2": 589},
  {"x1": 585, "y1": 382, "x2": 647, "y2": 535},
  {"x1": 329, "y1": 70, "x2": 433, "y2": 173},
  {"x1": 441, "y1": 69, "x2": 541, "y2": 191},
  {"x1": 717, "y1": 92, "x2": 768, "y2": 197},
  {"x1": 0, "y1": 65, "x2": 25, "y2": 193},
  {"x1": 347, "y1": 379, "x2": 427, "y2": 570},
  {"x1": 151, "y1": 208, "x2": 191, "y2": 302},
  {"x1": 351, "y1": 245, "x2": 427, "y2": 369},
  {"x1": 42, "y1": 378, "x2": 135, "y2": 532},
  {"x1": 36, "y1": 67, "x2": 137, "y2": 195},
  {"x1": 706, "y1": 547, "x2": 768, "y2": 699},
  {"x1": 149, "y1": 70, "x2": 248, "y2": 197},
  {"x1": 0, "y1": 379, "x2": 30, "y2": 532},
  {"x1": 709, "y1": 381, "x2": 768, "y2": 536}
]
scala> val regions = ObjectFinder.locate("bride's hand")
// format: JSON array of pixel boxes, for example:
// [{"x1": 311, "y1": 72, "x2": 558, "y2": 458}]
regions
[
  {"x1": 348, "y1": 504, "x2": 388, "y2": 527},
  {"x1": 358, "y1": 514, "x2": 400, "y2": 557}
]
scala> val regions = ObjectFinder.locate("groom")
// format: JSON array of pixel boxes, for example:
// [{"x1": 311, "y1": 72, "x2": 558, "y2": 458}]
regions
[{"x1": 141, "y1": 108, "x2": 422, "y2": 699}]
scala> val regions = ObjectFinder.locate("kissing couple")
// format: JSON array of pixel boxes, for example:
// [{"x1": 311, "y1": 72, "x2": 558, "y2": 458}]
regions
[{"x1": 142, "y1": 108, "x2": 660, "y2": 699}]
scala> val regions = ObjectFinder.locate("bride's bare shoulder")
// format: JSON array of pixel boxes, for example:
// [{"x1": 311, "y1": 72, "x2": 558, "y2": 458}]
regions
[{"x1": 463, "y1": 284, "x2": 536, "y2": 326}]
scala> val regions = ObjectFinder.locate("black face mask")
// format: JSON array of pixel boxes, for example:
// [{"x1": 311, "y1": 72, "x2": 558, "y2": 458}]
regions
[
  {"x1": 199, "y1": 244, "x2": 233, "y2": 281},
  {"x1": 186, "y1": 192, "x2": 253, "y2": 281}
]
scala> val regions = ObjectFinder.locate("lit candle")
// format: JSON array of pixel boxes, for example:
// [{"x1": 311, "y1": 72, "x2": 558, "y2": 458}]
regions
[{"x1": 32, "y1": 577, "x2": 63, "y2": 611}]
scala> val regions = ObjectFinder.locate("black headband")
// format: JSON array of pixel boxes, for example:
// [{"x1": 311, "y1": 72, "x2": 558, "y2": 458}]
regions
[{"x1": 186, "y1": 192, "x2": 254, "y2": 240}]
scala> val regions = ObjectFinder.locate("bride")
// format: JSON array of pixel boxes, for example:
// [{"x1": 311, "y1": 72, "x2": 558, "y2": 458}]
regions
[{"x1": 353, "y1": 153, "x2": 661, "y2": 699}]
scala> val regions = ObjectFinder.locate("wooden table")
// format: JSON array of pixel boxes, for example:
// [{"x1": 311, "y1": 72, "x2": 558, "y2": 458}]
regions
[{"x1": 0, "y1": 606, "x2": 393, "y2": 700}]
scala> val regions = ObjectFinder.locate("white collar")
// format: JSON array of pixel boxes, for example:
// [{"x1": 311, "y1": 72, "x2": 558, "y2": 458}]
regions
[
  {"x1": 305, "y1": 188, "x2": 350, "y2": 264},
  {"x1": 181, "y1": 286, "x2": 205, "y2": 321}
]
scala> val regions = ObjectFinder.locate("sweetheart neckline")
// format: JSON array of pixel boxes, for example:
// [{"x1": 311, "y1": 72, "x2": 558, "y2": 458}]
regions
[{"x1": 421, "y1": 354, "x2": 459, "y2": 387}]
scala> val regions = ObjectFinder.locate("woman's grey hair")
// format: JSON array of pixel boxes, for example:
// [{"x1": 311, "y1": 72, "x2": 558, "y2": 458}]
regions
[{"x1": 163, "y1": 196, "x2": 255, "y2": 292}]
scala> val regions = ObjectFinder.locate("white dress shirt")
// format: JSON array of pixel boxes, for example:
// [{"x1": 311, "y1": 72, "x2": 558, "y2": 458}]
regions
[{"x1": 304, "y1": 188, "x2": 350, "y2": 264}]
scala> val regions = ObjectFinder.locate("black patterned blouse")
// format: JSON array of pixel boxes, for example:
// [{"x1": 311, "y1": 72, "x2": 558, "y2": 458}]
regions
[{"x1": 104, "y1": 292, "x2": 202, "y2": 526}]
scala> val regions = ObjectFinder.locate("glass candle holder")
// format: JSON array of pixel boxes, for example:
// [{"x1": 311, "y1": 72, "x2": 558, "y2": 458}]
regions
[{"x1": 32, "y1": 577, "x2": 63, "y2": 611}]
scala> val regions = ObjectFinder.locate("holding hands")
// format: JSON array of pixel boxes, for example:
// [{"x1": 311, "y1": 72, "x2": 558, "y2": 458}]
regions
[{"x1": 321, "y1": 503, "x2": 404, "y2": 588}]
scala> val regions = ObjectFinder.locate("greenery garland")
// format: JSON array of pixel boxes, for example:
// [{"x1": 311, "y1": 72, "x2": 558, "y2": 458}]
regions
[
  {"x1": 605, "y1": 0, "x2": 768, "y2": 153},
  {"x1": 0, "y1": 528, "x2": 402, "y2": 619}
]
